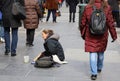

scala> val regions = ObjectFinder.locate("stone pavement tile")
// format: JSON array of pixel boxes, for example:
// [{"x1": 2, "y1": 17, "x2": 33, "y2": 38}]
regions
[
  {"x1": 0, "y1": 76, "x2": 23, "y2": 81},
  {"x1": 0, "y1": 63, "x2": 9, "y2": 69}
]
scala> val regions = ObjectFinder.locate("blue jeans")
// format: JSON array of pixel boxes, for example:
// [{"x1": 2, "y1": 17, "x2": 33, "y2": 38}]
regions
[
  {"x1": 0, "y1": 24, "x2": 4, "y2": 38},
  {"x1": 4, "y1": 27, "x2": 18, "y2": 54},
  {"x1": 89, "y1": 52, "x2": 104, "y2": 75}
]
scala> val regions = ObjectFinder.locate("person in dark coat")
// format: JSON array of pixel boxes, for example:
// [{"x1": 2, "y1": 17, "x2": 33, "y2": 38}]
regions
[
  {"x1": 0, "y1": 0, "x2": 24, "y2": 56},
  {"x1": 24, "y1": 0, "x2": 41, "y2": 47},
  {"x1": 45, "y1": 0, "x2": 59, "y2": 23},
  {"x1": 79, "y1": 0, "x2": 117, "y2": 80},
  {"x1": 66, "y1": 0, "x2": 79, "y2": 22},
  {"x1": 38, "y1": 0, "x2": 46, "y2": 21},
  {"x1": 108, "y1": 0, "x2": 120, "y2": 28},
  {"x1": 41, "y1": 29, "x2": 67, "y2": 64}
]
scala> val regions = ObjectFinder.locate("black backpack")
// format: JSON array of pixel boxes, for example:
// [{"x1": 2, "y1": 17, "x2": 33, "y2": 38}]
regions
[
  {"x1": 89, "y1": 6, "x2": 106, "y2": 35},
  {"x1": 34, "y1": 56, "x2": 54, "y2": 68}
]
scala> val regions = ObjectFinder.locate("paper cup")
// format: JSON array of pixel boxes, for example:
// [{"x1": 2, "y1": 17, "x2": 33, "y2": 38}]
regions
[{"x1": 24, "y1": 56, "x2": 29, "y2": 63}]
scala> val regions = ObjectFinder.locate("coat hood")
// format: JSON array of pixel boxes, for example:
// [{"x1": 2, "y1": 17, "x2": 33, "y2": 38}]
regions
[{"x1": 49, "y1": 33, "x2": 60, "y2": 40}]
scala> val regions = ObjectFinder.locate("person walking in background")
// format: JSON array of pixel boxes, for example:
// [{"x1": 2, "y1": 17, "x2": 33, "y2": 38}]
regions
[
  {"x1": 66, "y1": 0, "x2": 79, "y2": 22},
  {"x1": 0, "y1": 11, "x2": 5, "y2": 43},
  {"x1": 38, "y1": 0, "x2": 46, "y2": 22},
  {"x1": 45, "y1": 0, "x2": 59, "y2": 23},
  {"x1": 108, "y1": 0, "x2": 120, "y2": 28},
  {"x1": 79, "y1": 0, "x2": 117, "y2": 80},
  {"x1": 0, "y1": 0, "x2": 24, "y2": 56},
  {"x1": 24, "y1": 0, "x2": 42, "y2": 47}
]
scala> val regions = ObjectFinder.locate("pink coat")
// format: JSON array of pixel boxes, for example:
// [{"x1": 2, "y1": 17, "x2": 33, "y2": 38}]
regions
[{"x1": 79, "y1": 1, "x2": 117, "y2": 52}]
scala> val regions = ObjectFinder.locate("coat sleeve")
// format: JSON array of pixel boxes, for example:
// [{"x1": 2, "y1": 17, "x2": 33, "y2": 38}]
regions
[
  {"x1": 106, "y1": 6, "x2": 117, "y2": 40},
  {"x1": 79, "y1": 7, "x2": 87, "y2": 40}
]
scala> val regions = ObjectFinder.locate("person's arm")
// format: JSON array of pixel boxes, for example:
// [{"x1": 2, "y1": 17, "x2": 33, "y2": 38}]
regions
[
  {"x1": 79, "y1": 6, "x2": 87, "y2": 40},
  {"x1": 106, "y1": 6, "x2": 117, "y2": 41}
]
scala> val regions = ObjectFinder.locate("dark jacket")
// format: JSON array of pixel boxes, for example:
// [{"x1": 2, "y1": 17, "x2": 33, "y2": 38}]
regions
[
  {"x1": 0, "y1": 0, "x2": 24, "y2": 28},
  {"x1": 108, "y1": 0, "x2": 119, "y2": 11},
  {"x1": 43, "y1": 34, "x2": 65, "y2": 61},
  {"x1": 24, "y1": 0, "x2": 41, "y2": 29},
  {"x1": 66, "y1": 0, "x2": 79, "y2": 13},
  {"x1": 79, "y1": 0, "x2": 117, "y2": 52}
]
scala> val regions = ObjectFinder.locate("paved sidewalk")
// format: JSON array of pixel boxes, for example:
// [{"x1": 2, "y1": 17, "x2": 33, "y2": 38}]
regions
[{"x1": 0, "y1": 3, "x2": 120, "y2": 81}]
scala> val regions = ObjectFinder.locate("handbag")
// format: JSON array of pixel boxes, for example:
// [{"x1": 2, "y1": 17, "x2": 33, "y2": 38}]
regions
[
  {"x1": 12, "y1": 0, "x2": 26, "y2": 20},
  {"x1": 34, "y1": 56, "x2": 54, "y2": 68},
  {"x1": 56, "y1": 10, "x2": 61, "y2": 17}
]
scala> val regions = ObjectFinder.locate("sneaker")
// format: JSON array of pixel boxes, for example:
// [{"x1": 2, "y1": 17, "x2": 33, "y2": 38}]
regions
[
  {"x1": 97, "y1": 69, "x2": 102, "y2": 73},
  {"x1": 29, "y1": 44, "x2": 34, "y2": 47},
  {"x1": 91, "y1": 75, "x2": 97, "y2": 80},
  {"x1": 5, "y1": 50, "x2": 10, "y2": 55},
  {"x1": 31, "y1": 61, "x2": 35, "y2": 65},
  {"x1": 11, "y1": 53, "x2": 16, "y2": 57}
]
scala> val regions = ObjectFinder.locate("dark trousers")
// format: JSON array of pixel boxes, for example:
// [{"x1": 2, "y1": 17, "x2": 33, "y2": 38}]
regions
[
  {"x1": 4, "y1": 27, "x2": 18, "y2": 54},
  {"x1": 26, "y1": 29, "x2": 35, "y2": 44},
  {"x1": 46, "y1": 9, "x2": 56, "y2": 22},
  {"x1": 69, "y1": 12, "x2": 75, "y2": 22},
  {"x1": 112, "y1": 11, "x2": 120, "y2": 27}
]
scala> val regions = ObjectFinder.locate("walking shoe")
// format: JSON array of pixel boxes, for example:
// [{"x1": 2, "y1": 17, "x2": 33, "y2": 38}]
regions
[
  {"x1": 97, "y1": 69, "x2": 102, "y2": 73},
  {"x1": 91, "y1": 75, "x2": 97, "y2": 80},
  {"x1": 11, "y1": 53, "x2": 16, "y2": 57},
  {"x1": 28, "y1": 44, "x2": 34, "y2": 47},
  {"x1": 26, "y1": 43, "x2": 29, "y2": 46},
  {"x1": 73, "y1": 21, "x2": 75, "y2": 23},
  {"x1": 5, "y1": 50, "x2": 10, "y2": 55}
]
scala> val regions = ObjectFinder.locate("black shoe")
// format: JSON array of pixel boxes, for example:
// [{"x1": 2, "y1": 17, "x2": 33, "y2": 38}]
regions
[
  {"x1": 5, "y1": 50, "x2": 10, "y2": 55},
  {"x1": 26, "y1": 43, "x2": 29, "y2": 46},
  {"x1": 91, "y1": 75, "x2": 97, "y2": 80},
  {"x1": 29, "y1": 44, "x2": 34, "y2": 47},
  {"x1": 73, "y1": 21, "x2": 75, "y2": 23},
  {"x1": 53, "y1": 21, "x2": 57, "y2": 23},
  {"x1": 97, "y1": 69, "x2": 102, "y2": 73},
  {"x1": 11, "y1": 53, "x2": 16, "y2": 57}
]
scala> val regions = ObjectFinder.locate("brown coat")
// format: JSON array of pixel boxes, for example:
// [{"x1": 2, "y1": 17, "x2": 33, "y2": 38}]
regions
[
  {"x1": 45, "y1": 0, "x2": 58, "y2": 10},
  {"x1": 24, "y1": 0, "x2": 41, "y2": 29},
  {"x1": 80, "y1": 1, "x2": 117, "y2": 52}
]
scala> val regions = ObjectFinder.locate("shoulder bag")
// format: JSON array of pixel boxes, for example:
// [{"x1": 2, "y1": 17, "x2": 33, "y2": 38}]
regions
[{"x1": 12, "y1": 0, "x2": 26, "y2": 20}]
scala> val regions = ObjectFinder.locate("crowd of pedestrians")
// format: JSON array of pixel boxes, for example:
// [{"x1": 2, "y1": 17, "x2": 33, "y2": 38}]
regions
[{"x1": 0, "y1": 0, "x2": 120, "y2": 80}]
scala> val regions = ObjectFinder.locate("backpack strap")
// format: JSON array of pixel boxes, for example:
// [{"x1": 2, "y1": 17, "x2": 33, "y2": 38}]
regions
[
  {"x1": 93, "y1": 5, "x2": 104, "y2": 11},
  {"x1": 93, "y1": 6, "x2": 96, "y2": 11}
]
